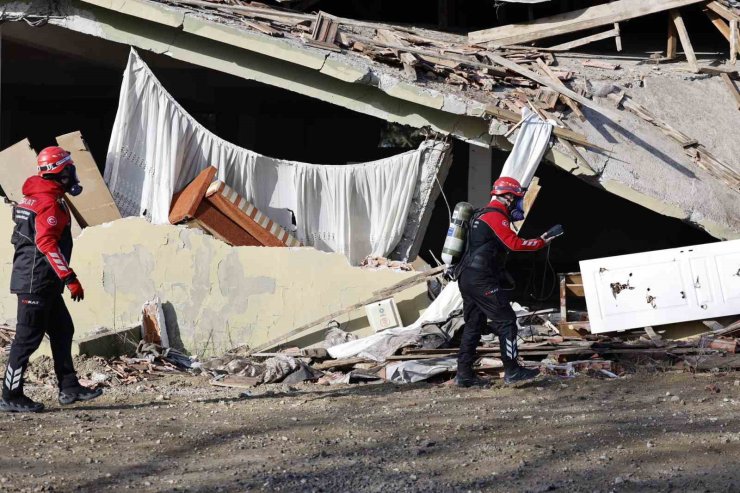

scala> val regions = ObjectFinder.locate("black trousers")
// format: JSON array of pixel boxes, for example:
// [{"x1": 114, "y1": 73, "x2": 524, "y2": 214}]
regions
[
  {"x1": 3, "y1": 293, "x2": 78, "y2": 398},
  {"x1": 458, "y1": 271, "x2": 519, "y2": 376}
]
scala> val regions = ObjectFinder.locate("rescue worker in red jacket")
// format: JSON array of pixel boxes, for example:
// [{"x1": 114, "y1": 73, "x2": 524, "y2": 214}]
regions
[
  {"x1": 456, "y1": 177, "x2": 552, "y2": 387},
  {"x1": 1, "y1": 146, "x2": 102, "y2": 413}
]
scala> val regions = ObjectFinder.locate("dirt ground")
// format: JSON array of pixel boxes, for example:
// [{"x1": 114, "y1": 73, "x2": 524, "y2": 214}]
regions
[{"x1": 0, "y1": 370, "x2": 739, "y2": 493}]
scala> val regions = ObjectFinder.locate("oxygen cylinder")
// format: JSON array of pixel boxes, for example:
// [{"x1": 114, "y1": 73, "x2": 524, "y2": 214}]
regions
[{"x1": 441, "y1": 201, "x2": 474, "y2": 265}]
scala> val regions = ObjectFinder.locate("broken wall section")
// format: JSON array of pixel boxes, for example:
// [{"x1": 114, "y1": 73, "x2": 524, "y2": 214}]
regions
[{"x1": 0, "y1": 206, "x2": 429, "y2": 356}]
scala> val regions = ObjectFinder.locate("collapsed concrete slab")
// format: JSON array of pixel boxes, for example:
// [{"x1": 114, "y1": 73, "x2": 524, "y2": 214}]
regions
[
  {"x1": 2, "y1": 0, "x2": 736, "y2": 241},
  {"x1": 0, "y1": 205, "x2": 430, "y2": 357}
]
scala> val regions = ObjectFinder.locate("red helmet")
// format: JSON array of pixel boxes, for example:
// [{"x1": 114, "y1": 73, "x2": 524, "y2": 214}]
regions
[
  {"x1": 491, "y1": 176, "x2": 525, "y2": 197},
  {"x1": 37, "y1": 146, "x2": 74, "y2": 176}
]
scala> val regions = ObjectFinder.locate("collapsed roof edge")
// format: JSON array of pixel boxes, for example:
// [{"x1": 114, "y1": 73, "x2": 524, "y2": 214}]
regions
[{"x1": 2, "y1": 0, "x2": 738, "y2": 240}]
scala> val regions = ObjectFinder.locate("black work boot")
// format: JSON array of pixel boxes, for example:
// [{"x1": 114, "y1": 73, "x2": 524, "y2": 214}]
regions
[
  {"x1": 455, "y1": 367, "x2": 491, "y2": 388},
  {"x1": 58, "y1": 385, "x2": 103, "y2": 405},
  {"x1": 456, "y1": 375, "x2": 491, "y2": 388},
  {"x1": 504, "y1": 365, "x2": 540, "y2": 386},
  {"x1": 0, "y1": 394, "x2": 45, "y2": 413},
  {"x1": 2, "y1": 363, "x2": 43, "y2": 412}
]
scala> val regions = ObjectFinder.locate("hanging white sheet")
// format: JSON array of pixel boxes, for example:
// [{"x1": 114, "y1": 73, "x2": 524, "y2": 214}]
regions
[
  {"x1": 499, "y1": 107, "x2": 554, "y2": 187},
  {"x1": 105, "y1": 49, "x2": 442, "y2": 264}
]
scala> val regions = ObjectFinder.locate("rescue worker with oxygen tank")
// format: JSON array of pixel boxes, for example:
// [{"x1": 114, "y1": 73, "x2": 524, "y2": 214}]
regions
[
  {"x1": 443, "y1": 176, "x2": 557, "y2": 387},
  {"x1": 1, "y1": 146, "x2": 103, "y2": 413}
]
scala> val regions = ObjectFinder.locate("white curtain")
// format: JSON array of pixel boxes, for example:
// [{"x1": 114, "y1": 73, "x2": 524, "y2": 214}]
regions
[
  {"x1": 500, "y1": 107, "x2": 554, "y2": 187},
  {"x1": 105, "y1": 49, "x2": 443, "y2": 264}
]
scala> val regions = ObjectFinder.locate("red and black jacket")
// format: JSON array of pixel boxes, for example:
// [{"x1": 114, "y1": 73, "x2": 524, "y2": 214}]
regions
[
  {"x1": 10, "y1": 176, "x2": 75, "y2": 295},
  {"x1": 463, "y1": 199, "x2": 545, "y2": 280}
]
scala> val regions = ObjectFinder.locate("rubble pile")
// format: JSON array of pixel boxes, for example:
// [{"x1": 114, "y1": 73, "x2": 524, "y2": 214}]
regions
[
  {"x1": 198, "y1": 315, "x2": 740, "y2": 389},
  {"x1": 158, "y1": 0, "x2": 740, "y2": 189},
  {"x1": 0, "y1": 325, "x2": 14, "y2": 352}
]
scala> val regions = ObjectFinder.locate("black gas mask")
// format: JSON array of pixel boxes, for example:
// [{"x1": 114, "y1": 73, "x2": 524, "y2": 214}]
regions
[{"x1": 50, "y1": 165, "x2": 83, "y2": 196}]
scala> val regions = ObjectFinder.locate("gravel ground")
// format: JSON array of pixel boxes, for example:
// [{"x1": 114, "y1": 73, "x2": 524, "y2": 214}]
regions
[{"x1": 0, "y1": 371, "x2": 739, "y2": 493}]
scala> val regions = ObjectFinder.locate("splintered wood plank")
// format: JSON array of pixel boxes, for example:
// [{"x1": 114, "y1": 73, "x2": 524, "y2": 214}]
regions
[
  {"x1": 667, "y1": 14, "x2": 678, "y2": 59},
  {"x1": 468, "y1": 0, "x2": 706, "y2": 46},
  {"x1": 705, "y1": 1, "x2": 740, "y2": 22},
  {"x1": 720, "y1": 73, "x2": 740, "y2": 109},
  {"x1": 535, "y1": 58, "x2": 585, "y2": 121},
  {"x1": 547, "y1": 27, "x2": 620, "y2": 51},
  {"x1": 485, "y1": 104, "x2": 604, "y2": 151},
  {"x1": 558, "y1": 136, "x2": 596, "y2": 173},
  {"x1": 703, "y1": 8, "x2": 740, "y2": 55},
  {"x1": 731, "y1": 20, "x2": 738, "y2": 64},
  {"x1": 670, "y1": 9, "x2": 699, "y2": 73},
  {"x1": 614, "y1": 22, "x2": 623, "y2": 51}
]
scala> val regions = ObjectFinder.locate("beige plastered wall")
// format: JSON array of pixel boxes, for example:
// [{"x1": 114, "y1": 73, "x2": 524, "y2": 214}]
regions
[{"x1": 0, "y1": 205, "x2": 429, "y2": 357}]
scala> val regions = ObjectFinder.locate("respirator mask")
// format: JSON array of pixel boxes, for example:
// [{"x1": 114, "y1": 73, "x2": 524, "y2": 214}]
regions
[
  {"x1": 508, "y1": 196, "x2": 526, "y2": 222},
  {"x1": 56, "y1": 165, "x2": 83, "y2": 196}
]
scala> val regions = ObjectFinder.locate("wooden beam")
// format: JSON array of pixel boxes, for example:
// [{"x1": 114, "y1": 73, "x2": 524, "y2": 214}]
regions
[
  {"x1": 484, "y1": 104, "x2": 607, "y2": 151},
  {"x1": 609, "y1": 92, "x2": 740, "y2": 189},
  {"x1": 169, "y1": 0, "x2": 314, "y2": 20},
  {"x1": 614, "y1": 22, "x2": 623, "y2": 52},
  {"x1": 468, "y1": 0, "x2": 706, "y2": 46},
  {"x1": 484, "y1": 51, "x2": 623, "y2": 121},
  {"x1": 353, "y1": 33, "x2": 619, "y2": 124},
  {"x1": 670, "y1": 9, "x2": 700, "y2": 73},
  {"x1": 704, "y1": 8, "x2": 740, "y2": 55},
  {"x1": 706, "y1": 0, "x2": 740, "y2": 23},
  {"x1": 547, "y1": 27, "x2": 620, "y2": 51},
  {"x1": 535, "y1": 58, "x2": 585, "y2": 121},
  {"x1": 558, "y1": 136, "x2": 596, "y2": 173},
  {"x1": 721, "y1": 72, "x2": 740, "y2": 109},
  {"x1": 732, "y1": 20, "x2": 738, "y2": 64},
  {"x1": 667, "y1": 14, "x2": 678, "y2": 59}
]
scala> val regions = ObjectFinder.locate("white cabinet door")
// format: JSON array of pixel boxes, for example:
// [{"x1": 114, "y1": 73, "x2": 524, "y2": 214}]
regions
[{"x1": 580, "y1": 239, "x2": 740, "y2": 333}]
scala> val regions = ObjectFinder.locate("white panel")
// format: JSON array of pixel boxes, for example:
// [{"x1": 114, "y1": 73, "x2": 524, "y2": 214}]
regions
[
  {"x1": 716, "y1": 252, "x2": 740, "y2": 303},
  {"x1": 580, "y1": 239, "x2": 740, "y2": 333}
]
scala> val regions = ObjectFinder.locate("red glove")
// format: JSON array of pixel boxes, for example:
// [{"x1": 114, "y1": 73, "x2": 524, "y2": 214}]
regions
[{"x1": 67, "y1": 278, "x2": 85, "y2": 302}]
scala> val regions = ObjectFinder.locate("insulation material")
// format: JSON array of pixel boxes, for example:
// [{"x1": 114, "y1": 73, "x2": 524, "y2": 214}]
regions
[
  {"x1": 499, "y1": 107, "x2": 554, "y2": 187},
  {"x1": 141, "y1": 297, "x2": 169, "y2": 348},
  {"x1": 106, "y1": 49, "x2": 446, "y2": 264}
]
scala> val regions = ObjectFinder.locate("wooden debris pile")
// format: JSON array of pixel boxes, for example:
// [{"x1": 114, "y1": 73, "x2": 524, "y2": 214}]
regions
[
  {"x1": 0, "y1": 325, "x2": 14, "y2": 351},
  {"x1": 158, "y1": 0, "x2": 740, "y2": 192},
  {"x1": 101, "y1": 355, "x2": 185, "y2": 386},
  {"x1": 206, "y1": 317, "x2": 740, "y2": 389}
]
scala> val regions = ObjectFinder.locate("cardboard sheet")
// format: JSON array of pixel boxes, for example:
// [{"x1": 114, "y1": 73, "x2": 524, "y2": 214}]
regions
[
  {"x1": 0, "y1": 138, "x2": 83, "y2": 236},
  {"x1": 0, "y1": 138, "x2": 38, "y2": 204},
  {"x1": 55, "y1": 131, "x2": 121, "y2": 227}
]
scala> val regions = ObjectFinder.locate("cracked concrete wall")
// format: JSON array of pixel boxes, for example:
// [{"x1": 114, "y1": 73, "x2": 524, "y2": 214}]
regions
[{"x1": 0, "y1": 206, "x2": 429, "y2": 356}]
